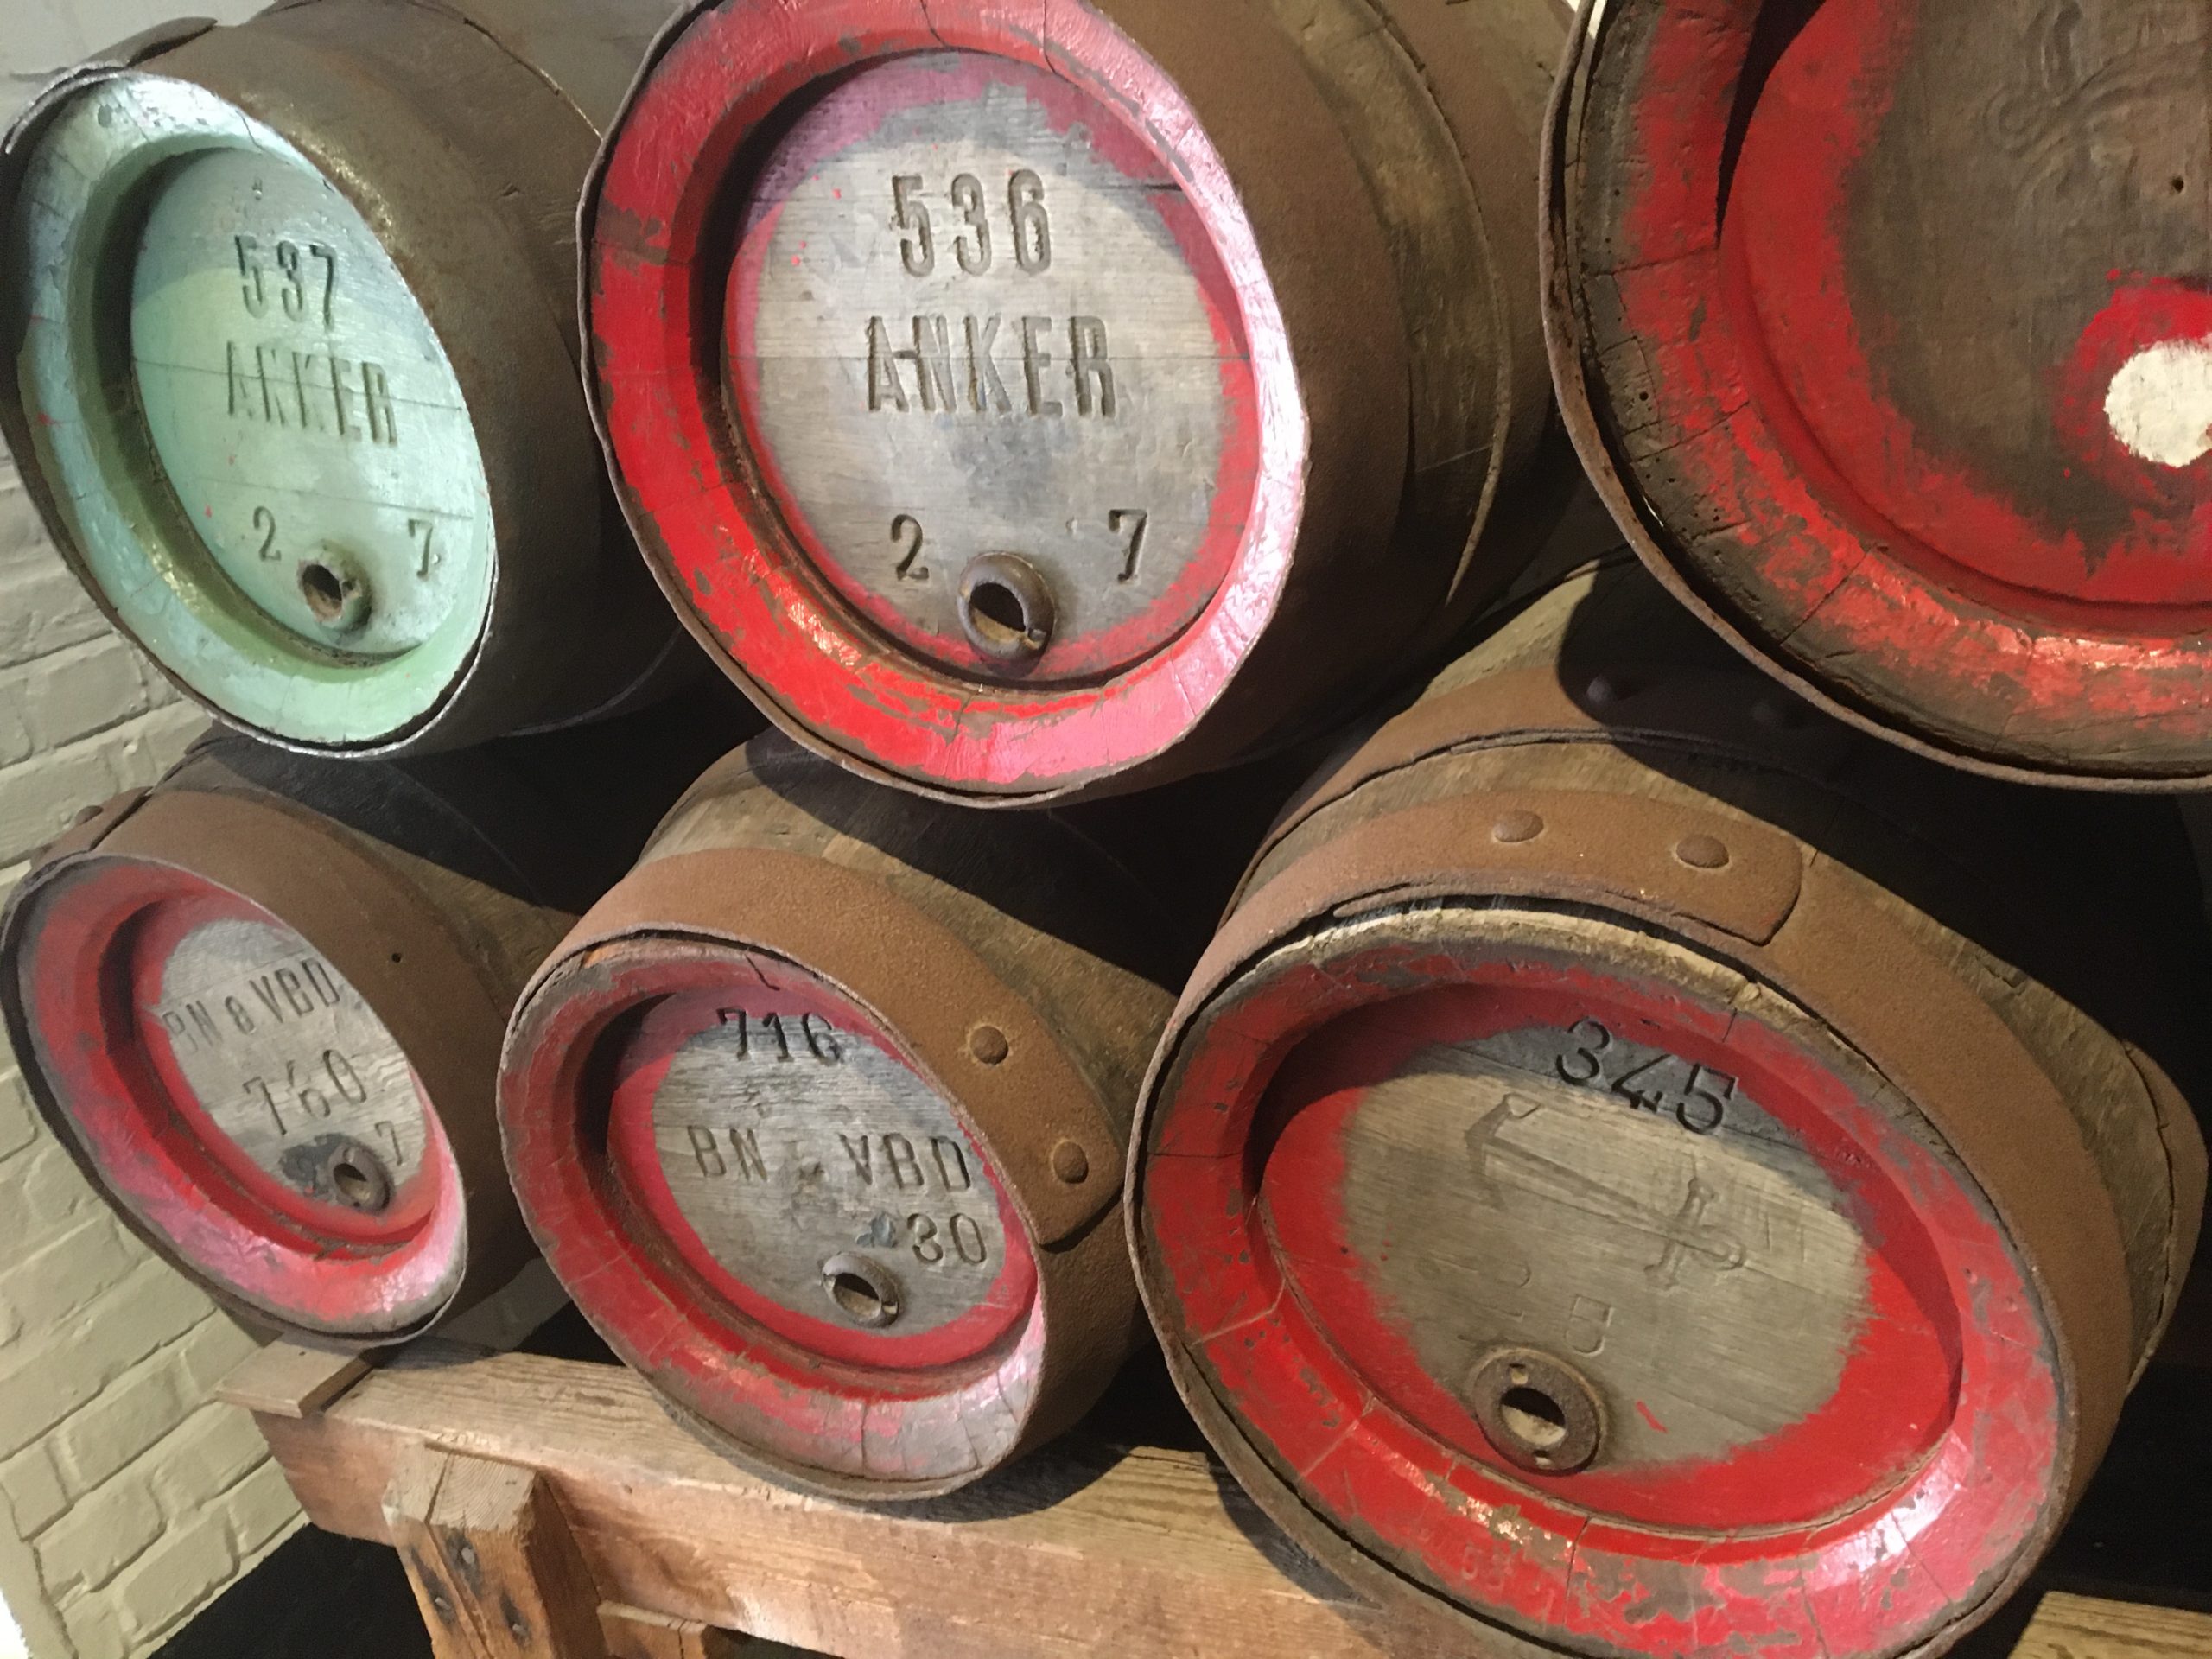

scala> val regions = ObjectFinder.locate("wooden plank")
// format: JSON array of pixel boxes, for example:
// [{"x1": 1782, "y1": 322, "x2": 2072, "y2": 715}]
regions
[
  {"x1": 384, "y1": 1449, "x2": 475, "y2": 1659},
  {"x1": 251, "y1": 1345, "x2": 2210, "y2": 1659},
  {"x1": 217, "y1": 1341, "x2": 375, "y2": 1420},
  {"x1": 253, "y1": 1344, "x2": 1411, "y2": 1659},
  {"x1": 382, "y1": 1444, "x2": 613, "y2": 1659},
  {"x1": 1995, "y1": 1592, "x2": 2212, "y2": 1659}
]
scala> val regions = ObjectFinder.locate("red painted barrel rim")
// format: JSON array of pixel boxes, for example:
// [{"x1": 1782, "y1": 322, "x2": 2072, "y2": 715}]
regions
[
  {"x1": 588, "y1": 0, "x2": 1303, "y2": 796},
  {"x1": 14, "y1": 857, "x2": 464, "y2": 1336},
  {"x1": 503, "y1": 937, "x2": 1050, "y2": 1491},
  {"x1": 1140, "y1": 910, "x2": 2058, "y2": 1659},
  {"x1": 1560, "y1": 1, "x2": 2212, "y2": 779}
]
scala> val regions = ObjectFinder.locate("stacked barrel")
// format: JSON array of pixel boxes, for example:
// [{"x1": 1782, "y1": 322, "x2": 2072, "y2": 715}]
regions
[
  {"x1": 0, "y1": 0, "x2": 690, "y2": 754},
  {"x1": 582, "y1": 0, "x2": 1571, "y2": 802},
  {"x1": 1129, "y1": 560, "x2": 2208, "y2": 1657},
  {"x1": 1544, "y1": 0, "x2": 2212, "y2": 785},
  {"x1": 0, "y1": 0, "x2": 2205, "y2": 1653}
]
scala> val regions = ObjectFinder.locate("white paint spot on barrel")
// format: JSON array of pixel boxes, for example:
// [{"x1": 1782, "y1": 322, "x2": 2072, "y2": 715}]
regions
[{"x1": 2105, "y1": 338, "x2": 2212, "y2": 468}]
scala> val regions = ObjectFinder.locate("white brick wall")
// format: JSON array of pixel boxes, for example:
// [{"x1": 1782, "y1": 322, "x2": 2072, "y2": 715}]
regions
[{"x1": 2, "y1": 5, "x2": 282, "y2": 1656}]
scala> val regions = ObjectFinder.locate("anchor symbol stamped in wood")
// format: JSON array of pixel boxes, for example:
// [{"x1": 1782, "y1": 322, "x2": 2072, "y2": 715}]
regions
[
  {"x1": 1644, "y1": 1175, "x2": 1745, "y2": 1289},
  {"x1": 1465, "y1": 1092, "x2": 1747, "y2": 1290}
]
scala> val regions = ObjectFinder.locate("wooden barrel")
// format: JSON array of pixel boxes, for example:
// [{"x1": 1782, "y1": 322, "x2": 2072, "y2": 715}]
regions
[
  {"x1": 0, "y1": 0, "x2": 692, "y2": 756},
  {"x1": 1130, "y1": 553, "x2": 2210, "y2": 1659},
  {"x1": 1545, "y1": 2, "x2": 2212, "y2": 787},
  {"x1": 0, "y1": 708, "x2": 740, "y2": 1345},
  {"x1": 499, "y1": 734, "x2": 1274, "y2": 1495},
  {"x1": 583, "y1": 0, "x2": 1572, "y2": 804}
]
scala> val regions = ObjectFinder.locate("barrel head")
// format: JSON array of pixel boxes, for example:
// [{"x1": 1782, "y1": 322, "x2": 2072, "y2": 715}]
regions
[
  {"x1": 1551, "y1": 0, "x2": 2212, "y2": 784},
  {"x1": 154, "y1": 910, "x2": 431, "y2": 1225},
  {"x1": 1140, "y1": 907, "x2": 2075, "y2": 1659},
  {"x1": 730, "y1": 50, "x2": 1253, "y2": 685},
  {"x1": 3, "y1": 854, "x2": 468, "y2": 1340},
  {"x1": 504, "y1": 933, "x2": 1068, "y2": 1497},
  {"x1": 4, "y1": 73, "x2": 495, "y2": 747},
  {"x1": 608, "y1": 959, "x2": 1035, "y2": 1370}
]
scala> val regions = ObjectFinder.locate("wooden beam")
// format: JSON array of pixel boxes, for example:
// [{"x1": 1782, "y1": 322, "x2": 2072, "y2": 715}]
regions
[
  {"x1": 254, "y1": 1344, "x2": 1422, "y2": 1658},
  {"x1": 248, "y1": 1344, "x2": 2212, "y2": 1659},
  {"x1": 382, "y1": 1443, "x2": 613, "y2": 1659}
]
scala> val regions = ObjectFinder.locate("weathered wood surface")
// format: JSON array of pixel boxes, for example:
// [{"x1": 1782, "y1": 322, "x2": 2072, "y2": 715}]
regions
[
  {"x1": 384, "y1": 1446, "x2": 613, "y2": 1659},
  {"x1": 1985, "y1": 1596, "x2": 2212, "y2": 1659},
  {"x1": 232, "y1": 1341, "x2": 2212, "y2": 1659},
  {"x1": 640, "y1": 995, "x2": 1009, "y2": 1337},
  {"x1": 1290, "y1": 912, "x2": 1881, "y2": 1483},
  {"x1": 156, "y1": 915, "x2": 429, "y2": 1211},
  {"x1": 736, "y1": 49, "x2": 1239, "y2": 683},
  {"x1": 597, "y1": 1605, "x2": 751, "y2": 1659},
  {"x1": 217, "y1": 1341, "x2": 372, "y2": 1421}
]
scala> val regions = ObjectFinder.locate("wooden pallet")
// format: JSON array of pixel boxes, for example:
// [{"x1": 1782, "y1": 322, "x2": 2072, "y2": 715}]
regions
[{"x1": 219, "y1": 1338, "x2": 2212, "y2": 1659}]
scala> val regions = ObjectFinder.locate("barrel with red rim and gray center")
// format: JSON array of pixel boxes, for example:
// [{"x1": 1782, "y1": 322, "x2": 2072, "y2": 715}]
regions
[
  {"x1": 1546, "y1": 0, "x2": 2212, "y2": 785},
  {"x1": 585, "y1": 0, "x2": 1570, "y2": 803},
  {"x1": 0, "y1": 715, "x2": 736, "y2": 1345},
  {"x1": 498, "y1": 735, "x2": 1241, "y2": 1496},
  {"x1": 0, "y1": 0, "x2": 690, "y2": 757},
  {"x1": 1130, "y1": 553, "x2": 2209, "y2": 1659}
]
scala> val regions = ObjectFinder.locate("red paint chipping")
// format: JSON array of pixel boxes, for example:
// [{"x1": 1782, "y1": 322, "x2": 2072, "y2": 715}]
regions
[{"x1": 501, "y1": 940, "x2": 1048, "y2": 1489}]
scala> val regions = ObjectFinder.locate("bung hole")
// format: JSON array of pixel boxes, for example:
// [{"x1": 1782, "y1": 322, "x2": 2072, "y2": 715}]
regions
[
  {"x1": 830, "y1": 1270, "x2": 884, "y2": 1322},
  {"x1": 969, "y1": 581, "x2": 1027, "y2": 635},
  {"x1": 299, "y1": 561, "x2": 348, "y2": 622},
  {"x1": 332, "y1": 1160, "x2": 377, "y2": 1207},
  {"x1": 1499, "y1": 1385, "x2": 1570, "y2": 1452}
]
